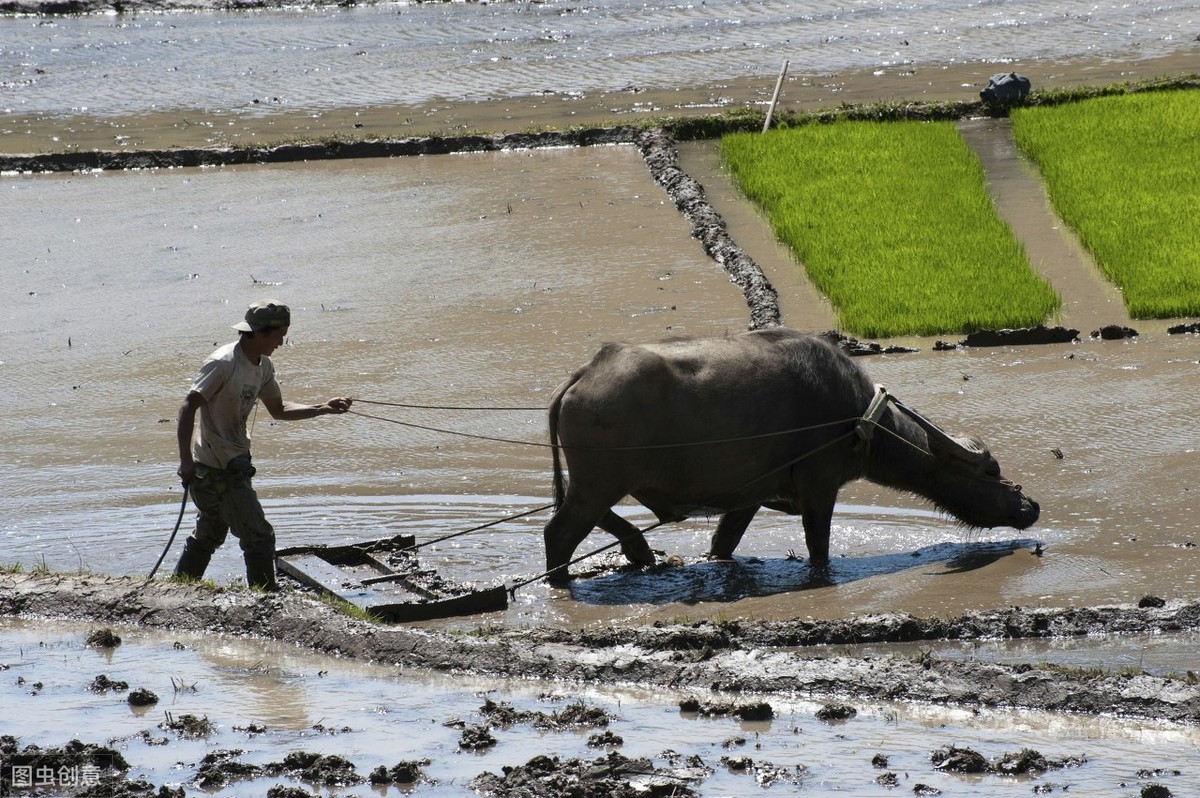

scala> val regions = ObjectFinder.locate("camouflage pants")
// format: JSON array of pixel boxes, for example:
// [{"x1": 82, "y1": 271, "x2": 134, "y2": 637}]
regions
[{"x1": 183, "y1": 455, "x2": 276, "y2": 559}]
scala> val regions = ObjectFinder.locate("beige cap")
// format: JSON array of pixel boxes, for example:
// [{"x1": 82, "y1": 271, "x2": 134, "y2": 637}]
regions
[{"x1": 233, "y1": 300, "x2": 291, "y2": 332}]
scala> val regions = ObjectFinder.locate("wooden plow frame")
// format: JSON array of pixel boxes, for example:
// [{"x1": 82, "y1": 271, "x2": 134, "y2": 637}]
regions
[{"x1": 275, "y1": 534, "x2": 508, "y2": 622}]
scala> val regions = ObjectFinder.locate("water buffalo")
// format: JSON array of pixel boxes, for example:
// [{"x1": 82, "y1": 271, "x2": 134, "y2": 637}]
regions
[{"x1": 543, "y1": 327, "x2": 1039, "y2": 582}]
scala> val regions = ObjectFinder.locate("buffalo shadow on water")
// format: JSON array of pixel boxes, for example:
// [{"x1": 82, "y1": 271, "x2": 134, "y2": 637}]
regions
[{"x1": 569, "y1": 538, "x2": 1040, "y2": 606}]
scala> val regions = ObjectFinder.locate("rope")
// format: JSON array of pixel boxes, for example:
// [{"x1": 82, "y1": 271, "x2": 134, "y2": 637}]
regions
[
  {"x1": 348, "y1": 408, "x2": 860, "y2": 452},
  {"x1": 406, "y1": 502, "x2": 556, "y2": 551},
  {"x1": 145, "y1": 490, "x2": 190, "y2": 584},
  {"x1": 349, "y1": 409, "x2": 548, "y2": 448},
  {"x1": 355, "y1": 398, "x2": 545, "y2": 412}
]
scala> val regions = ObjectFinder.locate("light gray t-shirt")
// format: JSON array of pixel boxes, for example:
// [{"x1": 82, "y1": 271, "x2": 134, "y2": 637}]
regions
[{"x1": 189, "y1": 341, "x2": 282, "y2": 469}]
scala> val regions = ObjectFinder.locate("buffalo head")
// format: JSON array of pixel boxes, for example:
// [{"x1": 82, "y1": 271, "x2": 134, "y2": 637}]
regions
[{"x1": 892, "y1": 399, "x2": 1040, "y2": 531}]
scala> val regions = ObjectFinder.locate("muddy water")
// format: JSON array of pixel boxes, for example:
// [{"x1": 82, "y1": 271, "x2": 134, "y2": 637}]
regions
[
  {"x1": 4, "y1": 0, "x2": 1195, "y2": 121},
  {"x1": 4, "y1": 616, "x2": 1200, "y2": 796},
  {"x1": 1, "y1": 2, "x2": 1198, "y2": 153}
]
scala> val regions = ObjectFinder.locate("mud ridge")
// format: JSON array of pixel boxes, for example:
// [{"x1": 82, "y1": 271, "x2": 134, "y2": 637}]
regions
[
  {"x1": 0, "y1": 126, "x2": 643, "y2": 174},
  {"x1": 3, "y1": 573, "x2": 1199, "y2": 724},
  {"x1": 636, "y1": 128, "x2": 781, "y2": 330}
]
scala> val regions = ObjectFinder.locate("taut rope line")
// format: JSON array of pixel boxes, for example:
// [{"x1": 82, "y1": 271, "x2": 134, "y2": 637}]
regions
[
  {"x1": 348, "y1": 408, "x2": 860, "y2": 452},
  {"x1": 402, "y1": 502, "x2": 557, "y2": 553},
  {"x1": 354, "y1": 398, "x2": 545, "y2": 412}
]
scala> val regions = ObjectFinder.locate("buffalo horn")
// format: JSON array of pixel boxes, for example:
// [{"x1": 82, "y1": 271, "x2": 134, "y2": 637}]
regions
[{"x1": 891, "y1": 397, "x2": 990, "y2": 465}]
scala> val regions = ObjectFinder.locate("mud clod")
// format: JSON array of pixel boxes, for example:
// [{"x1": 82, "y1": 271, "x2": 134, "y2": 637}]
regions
[
  {"x1": 960, "y1": 325, "x2": 1079, "y2": 347},
  {"x1": 1139, "y1": 595, "x2": 1167, "y2": 609},
  {"x1": 127, "y1": 687, "x2": 158, "y2": 706},
  {"x1": 821, "y1": 330, "x2": 919, "y2": 356},
  {"x1": 90, "y1": 674, "x2": 129, "y2": 693},
  {"x1": 266, "y1": 787, "x2": 316, "y2": 798},
  {"x1": 931, "y1": 745, "x2": 988, "y2": 773},
  {"x1": 1092, "y1": 324, "x2": 1138, "y2": 340},
  {"x1": 160, "y1": 713, "x2": 215, "y2": 738},
  {"x1": 993, "y1": 748, "x2": 1052, "y2": 775},
  {"x1": 876, "y1": 770, "x2": 901, "y2": 787},
  {"x1": 459, "y1": 723, "x2": 498, "y2": 750},
  {"x1": 379, "y1": 758, "x2": 432, "y2": 782},
  {"x1": 471, "y1": 751, "x2": 696, "y2": 797},
  {"x1": 719, "y1": 756, "x2": 806, "y2": 787},
  {"x1": 872, "y1": 753, "x2": 890, "y2": 768},
  {"x1": 1142, "y1": 785, "x2": 1173, "y2": 798},
  {"x1": 913, "y1": 784, "x2": 942, "y2": 796},
  {"x1": 86, "y1": 628, "x2": 122, "y2": 648},
  {"x1": 815, "y1": 703, "x2": 858, "y2": 722},
  {"x1": 931, "y1": 746, "x2": 1083, "y2": 776},
  {"x1": 679, "y1": 697, "x2": 774, "y2": 720},
  {"x1": 195, "y1": 749, "x2": 260, "y2": 788},
  {"x1": 538, "y1": 700, "x2": 614, "y2": 729},
  {"x1": 588, "y1": 730, "x2": 624, "y2": 748},
  {"x1": 271, "y1": 751, "x2": 363, "y2": 787},
  {"x1": 0, "y1": 737, "x2": 131, "y2": 795}
]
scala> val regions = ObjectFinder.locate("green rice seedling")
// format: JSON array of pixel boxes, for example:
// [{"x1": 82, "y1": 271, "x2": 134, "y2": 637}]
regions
[
  {"x1": 1012, "y1": 89, "x2": 1200, "y2": 318},
  {"x1": 721, "y1": 121, "x2": 1059, "y2": 337}
]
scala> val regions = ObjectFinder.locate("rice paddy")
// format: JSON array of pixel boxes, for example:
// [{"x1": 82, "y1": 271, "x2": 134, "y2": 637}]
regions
[
  {"x1": 721, "y1": 121, "x2": 1060, "y2": 338},
  {"x1": 1011, "y1": 89, "x2": 1200, "y2": 319}
]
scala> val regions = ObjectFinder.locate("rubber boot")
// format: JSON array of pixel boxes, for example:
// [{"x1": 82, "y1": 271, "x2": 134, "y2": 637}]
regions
[
  {"x1": 172, "y1": 540, "x2": 212, "y2": 582},
  {"x1": 244, "y1": 553, "x2": 279, "y2": 593}
]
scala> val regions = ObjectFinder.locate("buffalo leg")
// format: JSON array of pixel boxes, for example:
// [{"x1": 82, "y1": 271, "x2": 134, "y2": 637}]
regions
[
  {"x1": 543, "y1": 496, "x2": 615, "y2": 584},
  {"x1": 707, "y1": 505, "x2": 759, "y2": 560},
  {"x1": 800, "y1": 499, "x2": 835, "y2": 565},
  {"x1": 597, "y1": 510, "x2": 656, "y2": 566}
]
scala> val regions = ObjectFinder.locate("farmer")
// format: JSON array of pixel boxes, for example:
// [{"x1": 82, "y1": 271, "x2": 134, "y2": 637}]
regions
[{"x1": 173, "y1": 299, "x2": 353, "y2": 591}]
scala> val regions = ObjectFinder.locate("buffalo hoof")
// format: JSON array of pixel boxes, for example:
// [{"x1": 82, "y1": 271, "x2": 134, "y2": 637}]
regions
[
  {"x1": 546, "y1": 566, "x2": 573, "y2": 588},
  {"x1": 620, "y1": 542, "x2": 657, "y2": 568}
]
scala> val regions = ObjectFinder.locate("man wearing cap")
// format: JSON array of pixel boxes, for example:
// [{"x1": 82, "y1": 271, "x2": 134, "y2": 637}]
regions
[{"x1": 173, "y1": 300, "x2": 353, "y2": 591}]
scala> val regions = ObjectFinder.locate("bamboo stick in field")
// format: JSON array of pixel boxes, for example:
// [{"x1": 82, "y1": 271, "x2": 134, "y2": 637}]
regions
[{"x1": 763, "y1": 59, "x2": 789, "y2": 133}]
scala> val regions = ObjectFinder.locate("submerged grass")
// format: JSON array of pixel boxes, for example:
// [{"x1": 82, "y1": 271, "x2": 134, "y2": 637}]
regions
[
  {"x1": 721, "y1": 121, "x2": 1060, "y2": 337},
  {"x1": 1011, "y1": 89, "x2": 1200, "y2": 319}
]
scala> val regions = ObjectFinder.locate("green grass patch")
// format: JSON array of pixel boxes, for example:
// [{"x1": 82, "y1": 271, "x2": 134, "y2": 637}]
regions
[
  {"x1": 721, "y1": 121, "x2": 1060, "y2": 337},
  {"x1": 317, "y1": 591, "x2": 380, "y2": 623},
  {"x1": 1011, "y1": 89, "x2": 1200, "y2": 318}
]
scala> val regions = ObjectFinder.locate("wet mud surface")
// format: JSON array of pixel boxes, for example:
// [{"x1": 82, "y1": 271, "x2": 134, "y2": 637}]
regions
[
  {"x1": 3, "y1": 573, "x2": 1199, "y2": 723},
  {"x1": 3, "y1": 573, "x2": 1199, "y2": 795}
]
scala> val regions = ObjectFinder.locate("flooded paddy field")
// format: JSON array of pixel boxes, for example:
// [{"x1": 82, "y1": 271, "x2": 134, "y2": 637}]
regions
[{"x1": 5, "y1": 137, "x2": 1199, "y2": 624}]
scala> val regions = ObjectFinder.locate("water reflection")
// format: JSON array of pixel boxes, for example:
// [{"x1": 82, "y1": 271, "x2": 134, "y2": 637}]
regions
[{"x1": 571, "y1": 539, "x2": 1041, "y2": 605}]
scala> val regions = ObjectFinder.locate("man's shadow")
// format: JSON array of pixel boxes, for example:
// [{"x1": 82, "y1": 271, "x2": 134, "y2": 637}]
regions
[{"x1": 568, "y1": 539, "x2": 1041, "y2": 606}]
